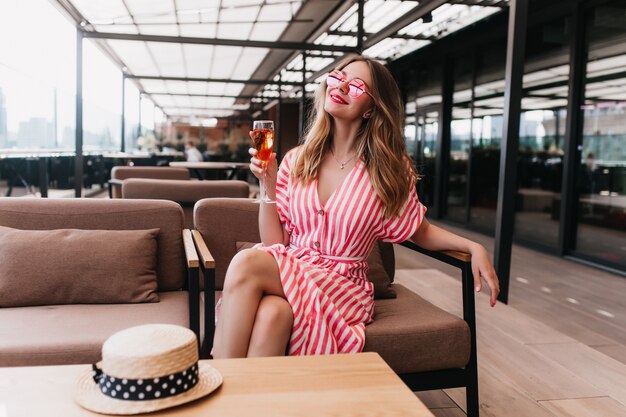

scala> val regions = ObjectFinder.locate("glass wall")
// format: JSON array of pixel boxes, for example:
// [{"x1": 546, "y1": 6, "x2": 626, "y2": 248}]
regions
[
  {"x1": 574, "y1": 0, "x2": 626, "y2": 268},
  {"x1": 447, "y1": 52, "x2": 474, "y2": 223},
  {"x1": 416, "y1": 108, "x2": 439, "y2": 208},
  {"x1": 84, "y1": 40, "x2": 122, "y2": 152},
  {"x1": 392, "y1": 0, "x2": 626, "y2": 274},
  {"x1": 124, "y1": 80, "x2": 140, "y2": 151},
  {"x1": 0, "y1": 0, "x2": 75, "y2": 150},
  {"x1": 414, "y1": 64, "x2": 443, "y2": 209},
  {"x1": 404, "y1": 101, "x2": 417, "y2": 161}
]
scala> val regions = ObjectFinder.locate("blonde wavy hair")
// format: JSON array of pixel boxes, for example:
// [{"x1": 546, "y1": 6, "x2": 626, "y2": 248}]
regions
[{"x1": 291, "y1": 55, "x2": 417, "y2": 218}]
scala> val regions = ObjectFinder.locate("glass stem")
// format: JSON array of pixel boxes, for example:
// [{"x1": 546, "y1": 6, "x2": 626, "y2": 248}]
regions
[{"x1": 262, "y1": 169, "x2": 267, "y2": 200}]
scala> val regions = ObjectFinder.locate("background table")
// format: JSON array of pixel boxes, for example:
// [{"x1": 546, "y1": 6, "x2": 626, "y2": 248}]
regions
[
  {"x1": 169, "y1": 161, "x2": 249, "y2": 180},
  {"x1": 0, "y1": 352, "x2": 433, "y2": 417}
]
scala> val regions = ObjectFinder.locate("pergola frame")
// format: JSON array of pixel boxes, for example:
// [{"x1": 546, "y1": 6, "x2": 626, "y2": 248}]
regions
[{"x1": 58, "y1": 0, "x2": 551, "y2": 308}]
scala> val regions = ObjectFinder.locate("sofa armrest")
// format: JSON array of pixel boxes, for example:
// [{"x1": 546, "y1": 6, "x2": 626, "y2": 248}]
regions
[
  {"x1": 399, "y1": 241, "x2": 472, "y2": 267},
  {"x1": 398, "y1": 240, "x2": 477, "y2": 373},
  {"x1": 191, "y1": 230, "x2": 216, "y2": 359},
  {"x1": 398, "y1": 240, "x2": 475, "y2": 318},
  {"x1": 441, "y1": 250, "x2": 472, "y2": 263},
  {"x1": 191, "y1": 230, "x2": 215, "y2": 269},
  {"x1": 182, "y1": 229, "x2": 200, "y2": 343},
  {"x1": 107, "y1": 179, "x2": 123, "y2": 199},
  {"x1": 183, "y1": 229, "x2": 200, "y2": 269}
]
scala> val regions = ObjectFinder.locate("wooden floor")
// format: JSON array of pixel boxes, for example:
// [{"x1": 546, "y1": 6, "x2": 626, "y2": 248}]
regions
[{"x1": 397, "y1": 222, "x2": 626, "y2": 417}]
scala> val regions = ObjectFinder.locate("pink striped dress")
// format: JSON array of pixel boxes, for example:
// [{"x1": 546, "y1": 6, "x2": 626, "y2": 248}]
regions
[{"x1": 256, "y1": 147, "x2": 427, "y2": 355}]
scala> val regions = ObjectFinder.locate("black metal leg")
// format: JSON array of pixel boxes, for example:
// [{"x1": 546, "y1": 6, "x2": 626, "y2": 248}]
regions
[
  {"x1": 466, "y1": 366, "x2": 480, "y2": 417},
  {"x1": 202, "y1": 268, "x2": 216, "y2": 359},
  {"x1": 98, "y1": 156, "x2": 105, "y2": 189},
  {"x1": 38, "y1": 157, "x2": 48, "y2": 198},
  {"x1": 462, "y1": 262, "x2": 480, "y2": 417},
  {"x1": 6, "y1": 167, "x2": 14, "y2": 196},
  {"x1": 188, "y1": 267, "x2": 200, "y2": 348},
  {"x1": 192, "y1": 168, "x2": 206, "y2": 180}
]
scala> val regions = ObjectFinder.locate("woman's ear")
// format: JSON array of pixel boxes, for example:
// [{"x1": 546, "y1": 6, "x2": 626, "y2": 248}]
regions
[{"x1": 362, "y1": 109, "x2": 373, "y2": 119}]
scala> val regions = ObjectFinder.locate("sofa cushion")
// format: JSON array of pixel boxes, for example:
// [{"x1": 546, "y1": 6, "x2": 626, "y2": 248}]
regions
[
  {"x1": 0, "y1": 225, "x2": 159, "y2": 307},
  {"x1": 364, "y1": 284, "x2": 470, "y2": 374},
  {"x1": 235, "y1": 241, "x2": 396, "y2": 299},
  {"x1": 0, "y1": 198, "x2": 186, "y2": 291},
  {"x1": 0, "y1": 291, "x2": 189, "y2": 366}
]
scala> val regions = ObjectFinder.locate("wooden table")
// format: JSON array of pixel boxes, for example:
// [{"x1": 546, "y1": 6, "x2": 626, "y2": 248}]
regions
[
  {"x1": 102, "y1": 152, "x2": 154, "y2": 167},
  {"x1": 0, "y1": 353, "x2": 433, "y2": 417},
  {"x1": 169, "y1": 161, "x2": 249, "y2": 180}
]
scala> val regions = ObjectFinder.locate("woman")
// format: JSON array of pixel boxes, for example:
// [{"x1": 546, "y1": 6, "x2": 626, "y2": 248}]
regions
[{"x1": 212, "y1": 55, "x2": 499, "y2": 359}]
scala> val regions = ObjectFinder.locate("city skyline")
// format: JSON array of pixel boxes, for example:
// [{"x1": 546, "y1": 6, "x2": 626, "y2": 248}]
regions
[{"x1": 0, "y1": 88, "x2": 7, "y2": 148}]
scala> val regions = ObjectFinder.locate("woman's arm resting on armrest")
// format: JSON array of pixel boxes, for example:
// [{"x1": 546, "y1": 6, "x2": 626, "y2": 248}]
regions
[{"x1": 410, "y1": 218, "x2": 500, "y2": 307}]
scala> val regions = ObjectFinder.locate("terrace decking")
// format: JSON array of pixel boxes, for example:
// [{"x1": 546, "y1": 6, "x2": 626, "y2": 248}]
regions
[{"x1": 398, "y1": 222, "x2": 626, "y2": 417}]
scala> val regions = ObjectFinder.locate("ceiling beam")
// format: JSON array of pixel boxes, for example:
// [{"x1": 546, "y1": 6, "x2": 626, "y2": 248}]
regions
[
  {"x1": 326, "y1": 30, "x2": 437, "y2": 42},
  {"x1": 150, "y1": 92, "x2": 273, "y2": 100},
  {"x1": 162, "y1": 107, "x2": 248, "y2": 112},
  {"x1": 448, "y1": 0, "x2": 509, "y2": 7},
  {"x1": 125, "y1": 74, "x2": 304, "y2": 86},
  {"x1": 83, "y1": 31, "x2": 359, "y2": 53}
]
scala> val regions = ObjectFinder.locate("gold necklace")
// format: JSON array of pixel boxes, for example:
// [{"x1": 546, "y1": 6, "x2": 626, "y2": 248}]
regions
[{"x1": 330, "y1": 148, "x2": 356, "y2": 170}]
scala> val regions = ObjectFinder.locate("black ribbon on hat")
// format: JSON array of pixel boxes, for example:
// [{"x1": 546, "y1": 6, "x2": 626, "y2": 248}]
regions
[{"x1": 91, "y1": 362, "x2": 200, "y2": 401}]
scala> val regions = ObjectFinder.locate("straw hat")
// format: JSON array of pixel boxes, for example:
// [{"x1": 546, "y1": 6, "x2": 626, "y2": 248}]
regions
[{"x1": 75, "y1": 324, "x2": 222, "y2": 415}]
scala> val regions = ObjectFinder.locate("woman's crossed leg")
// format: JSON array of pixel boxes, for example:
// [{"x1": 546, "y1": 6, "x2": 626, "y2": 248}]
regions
[{"x1": 212, "y1": 248, "x2": 293, "y2": 358}]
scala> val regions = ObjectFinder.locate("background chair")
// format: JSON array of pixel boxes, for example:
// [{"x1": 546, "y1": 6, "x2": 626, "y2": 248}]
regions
[
  {"x1": 0, "y1": 198, "x2": 200, "y2": 366},
  {"x1": 109, "y1": 166, "x2": 190, "y2": 198},
  {"x1": 122, "y1": 178, "x2": 250, "y2": 229},
  {"x1": 192, "y1": 198, "x2": 480, "y2": 417}
]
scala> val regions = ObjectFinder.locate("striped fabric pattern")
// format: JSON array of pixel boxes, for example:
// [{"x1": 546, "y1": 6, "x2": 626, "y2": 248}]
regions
[{"x1": 258, "y1": 148, "x2": 426, "y2": 355}]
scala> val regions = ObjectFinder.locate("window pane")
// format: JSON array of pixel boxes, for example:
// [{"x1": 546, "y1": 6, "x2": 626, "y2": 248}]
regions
[
  {"x1": 469, "y1": 40, "x2": 506, "y2": 233},
  {"x1": 514, "y1": 15, "x2": 570, "y2": 249},
  {"x1": 575, "y1": 0, "x2": 626, "y2": 270}
]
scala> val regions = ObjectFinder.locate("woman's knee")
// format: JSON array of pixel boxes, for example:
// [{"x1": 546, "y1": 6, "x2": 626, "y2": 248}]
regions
[
  {"x1": 223, "y1": 249, "x2": 265, "y2": 291},
  {"x1": 255, "y1": 297, "x2": 294, "y2": 332},
  {"x1": 224, "y1": 249, "x2": 281, "y2": 294}
]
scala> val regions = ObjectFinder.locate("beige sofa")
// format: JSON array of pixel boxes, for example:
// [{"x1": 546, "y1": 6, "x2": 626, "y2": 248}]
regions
[
  {"x1": 192, "y1": 198, "x2": 480, "y2": 417},
  {"x1": 109, "y1": 166, "x2": 190, "y2": 198},
  {"x1": 0, "y1": 198, "x2": 199, "y2": 366},
  {"x1": 122, "y1": 178, "x2": 249, "y2": 229}
]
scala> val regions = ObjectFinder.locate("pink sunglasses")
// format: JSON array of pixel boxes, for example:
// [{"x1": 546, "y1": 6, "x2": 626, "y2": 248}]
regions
[{"x1": 326, "y1": 70, "x2": 373, "y2": 99}]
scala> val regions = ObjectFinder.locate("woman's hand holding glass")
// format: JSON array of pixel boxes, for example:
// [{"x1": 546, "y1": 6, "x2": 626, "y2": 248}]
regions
[{"x1": 248, "y1": 136, "x2": 278, "y2": 202}]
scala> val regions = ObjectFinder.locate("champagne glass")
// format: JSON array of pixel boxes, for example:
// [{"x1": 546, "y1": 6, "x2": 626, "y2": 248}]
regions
[{"x1": 252, "y1": 120, "x2": 275, "y2": 203}]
